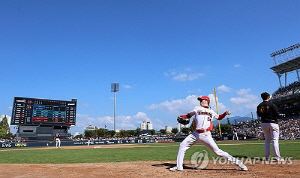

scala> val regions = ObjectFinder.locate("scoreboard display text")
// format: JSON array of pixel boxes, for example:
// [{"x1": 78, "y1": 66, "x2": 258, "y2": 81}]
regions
[{"x1": 11, "y1": 97, "x2": 77, "y2": 125}]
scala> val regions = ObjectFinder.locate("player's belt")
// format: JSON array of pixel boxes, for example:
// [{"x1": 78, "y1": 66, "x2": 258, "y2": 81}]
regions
[{"x1": 196, "y1": 129, "x2": 209, "y2": 133}]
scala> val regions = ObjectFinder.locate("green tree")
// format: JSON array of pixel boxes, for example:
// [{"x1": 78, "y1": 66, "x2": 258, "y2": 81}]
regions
[
  {"x1": 109, "y1": 130, "x2": 116, "y2": 137},
  {"x1": 84, "y1": 130, "x2": 94, "y2": 138},
  {"x1": 97, "y1": 128, "x2": 108, "y2": 137},
  {"x1": 5, "y1": 132, "x2": 13, "y2": 139},
  {"x1": 127, "y1": 130, "x2": 136, "y2": 136},
  {"x1": 136, "y1": 127, "x2": 141, "y2": 136},
  {"x1": 0, "y1": 128, "x2": 6, "y2": 138},
  {"x1": 227, "y1": 117, "x2": 231, "y2": 126},
  {"x1": 181, "y1": 127, "x2": 190, "y2": 135},
  {"x1": 171, "y1": 128, "x2": 179, "y2": 135},
  {"x1": 74, "y1": 134, "x2": 84, "y2": 139},
  {"x1": 119, "y1": 130, "x2": 126, "y2": 137},
  {"x1": 160, "y1": 129, "x2": 166, "y2": 135},
  {"x1": 150, "y1": 129, "x2": 156, "y2": 135},
  {"x1": 0, "y1": 115, "x2": 10, "y2": 134},
  {"x1": 214, "y1": 124, "x2": 232, "y2": 134}
]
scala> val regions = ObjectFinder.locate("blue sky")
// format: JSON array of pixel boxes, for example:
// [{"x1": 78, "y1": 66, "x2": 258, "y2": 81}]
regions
[{"x1": 1, "y1": 0, "x2": 300, "y2": 134}]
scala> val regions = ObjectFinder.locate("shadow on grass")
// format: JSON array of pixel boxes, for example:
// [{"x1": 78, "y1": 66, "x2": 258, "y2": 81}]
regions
[{"x1": 151, "y1": 163, "x2": 238, "y2": 171}]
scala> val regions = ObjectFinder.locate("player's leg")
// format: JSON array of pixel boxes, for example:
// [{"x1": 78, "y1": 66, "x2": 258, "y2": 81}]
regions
[
  {"x1": 170, "y1": 132, "x2": 198, "y2": 171},
  {"x1": 199, "y1": 132, "x2": 248, "y2": 171},
  {"x1": 261, "y1": 123, "x2": 271, "y2": 158},
  {"x1": 236, "y1": 133, "x2": 239, "y2": 140},
  {"x1": 56, "y1": 139, "x2": 58, "y2": 148},
  {"x1": 270, "y1": 123, "x2": 281, "y2": 159}
]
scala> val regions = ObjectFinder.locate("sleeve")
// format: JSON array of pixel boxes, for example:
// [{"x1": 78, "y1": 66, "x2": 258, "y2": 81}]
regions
[
  {"x1": 186, "y1": 109, "x2": 196, "y2": 118},
  {"x1": 272, "y1": 104, "x2": 280, "y2": 118},
  {"x1": 218, "y1": 112, "x2": 227, "y2": 120},
  {"x1": 257, "y1": 105, "x2": 262, "y2": 117},
  {"x1": 186, "y1": 110, "x2": 197, "y2": 118},
  {"x1": 211, "y1": 110, "x2": 219, "y2": 121}
]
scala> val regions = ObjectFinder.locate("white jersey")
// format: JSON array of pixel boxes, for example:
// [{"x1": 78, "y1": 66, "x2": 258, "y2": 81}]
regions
[{"x1": 187, "y1": 106, "x2": 219, "y2": 130}]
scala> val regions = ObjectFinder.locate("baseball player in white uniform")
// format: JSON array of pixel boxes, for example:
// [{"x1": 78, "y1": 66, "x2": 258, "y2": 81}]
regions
[
  {"x1": 170, "y1": 96, "x2": 248, "y2": 171},
  {"x1": 232, "y1": 127, "x2": 239, "y2": 140},
  {"x1": 55, "y1": 132, "x2": 61, "y2": 149}
]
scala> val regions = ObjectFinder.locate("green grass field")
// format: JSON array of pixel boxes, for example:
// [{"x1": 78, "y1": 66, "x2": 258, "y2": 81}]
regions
[{"x1": 0, "y1": 140, "x2": 299, "y2": 164}]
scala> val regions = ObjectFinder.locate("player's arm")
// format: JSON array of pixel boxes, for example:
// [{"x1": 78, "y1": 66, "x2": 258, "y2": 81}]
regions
[
  {"x1": 177, "y1": 111, "x2": 195, "y2": 125},
  {"x1": 256, "y1": 105, "x2": 263, "y2": 117},
  {"x1": 215, "y1": 110, "x2": 231, "y2": 120},
  {"x1": 179, "y1": 113, "x2": 193, "y2": 119},
  {"x1": 179, "y1": 110, "x2": 195, "y2": 119},
  {"x1": 272, "y1": 103, "x2": 280, "y2": 118}
]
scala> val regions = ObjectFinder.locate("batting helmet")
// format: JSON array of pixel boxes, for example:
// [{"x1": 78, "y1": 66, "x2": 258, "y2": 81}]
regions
[{"x1": 197, "y1": 96, "x2": 210, "y2": 104}]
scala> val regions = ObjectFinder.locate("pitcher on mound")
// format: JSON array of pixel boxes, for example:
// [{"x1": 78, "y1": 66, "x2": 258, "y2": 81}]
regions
[{"x1": 170, "y1": 96, "x2": 248, "y2": 171}]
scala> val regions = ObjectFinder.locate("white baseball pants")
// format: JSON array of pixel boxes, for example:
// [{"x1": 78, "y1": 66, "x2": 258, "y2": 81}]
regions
[
  {"x1": 56, "y1": 138, "x2": 61, "y2": 148},
  {"x1": 176, "y1": 131, "x2": 242, "y2": 170},
  {"x1": 261, "y1": 123, "x2": 281, "y2": 158},
  {"x1": 232, "y1": 133, "x2": 239, "y2": 140}
]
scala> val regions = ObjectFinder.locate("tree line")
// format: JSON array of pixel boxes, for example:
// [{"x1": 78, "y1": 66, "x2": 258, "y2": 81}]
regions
[{"x1": 0, "y1": 115, "x2": 13, "y2": 139}]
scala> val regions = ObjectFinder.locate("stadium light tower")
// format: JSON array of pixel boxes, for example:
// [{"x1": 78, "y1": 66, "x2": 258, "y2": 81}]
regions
[
  {"x1": 270, "y1": 42, "x2": 300, "y2": 87},
  {"x1": 111, "y1": 83, "x2": 119, "y2": 133}
]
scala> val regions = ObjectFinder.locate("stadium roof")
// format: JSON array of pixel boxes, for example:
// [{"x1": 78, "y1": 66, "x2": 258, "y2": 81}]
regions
[{"x1": 270, "y1": 57, "x2": 300, "y2": 74}]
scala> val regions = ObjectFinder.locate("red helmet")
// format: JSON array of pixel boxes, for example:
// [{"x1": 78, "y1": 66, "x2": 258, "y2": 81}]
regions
[{"x1": 197, "y1": 96, "x2": 210, "y2": 103}]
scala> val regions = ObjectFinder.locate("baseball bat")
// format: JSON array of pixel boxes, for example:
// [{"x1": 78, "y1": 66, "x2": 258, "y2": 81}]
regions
[{"x1": 214, "y1": 88, "x2": 222, "y2": 140}]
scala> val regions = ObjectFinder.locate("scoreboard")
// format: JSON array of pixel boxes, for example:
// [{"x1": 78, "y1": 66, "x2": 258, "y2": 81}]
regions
[{"x1": 11, "y1": 97, "x2": 77, "y2": 125}]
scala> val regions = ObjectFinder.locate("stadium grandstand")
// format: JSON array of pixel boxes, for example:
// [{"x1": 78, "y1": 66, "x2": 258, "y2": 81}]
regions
[
  {"x1": 229, "y1": 43, "x2": 300, "y2": 140},
  {"x1": 270, "y1": 43, "x2": 300, "y2": 118}
]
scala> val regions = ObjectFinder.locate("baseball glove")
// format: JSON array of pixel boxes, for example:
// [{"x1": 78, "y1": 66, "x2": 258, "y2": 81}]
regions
[{"x1": 177, "y1": 115, "x2": 190, "y2": 125}]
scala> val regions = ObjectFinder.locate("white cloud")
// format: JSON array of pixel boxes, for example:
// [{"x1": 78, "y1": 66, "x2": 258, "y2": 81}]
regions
[
  {"x1": 234, "y1": 64, "x2": 241, "y2": 67},
  {"x1": 217, "y1": 85, "x2": 232, "y2": 93},
  {"x1": 188, "y1": 73, "x2": 205, "y2": 81},
  {"x1": 165, "y1": 69, "x2": 205, "y2": 82},
  {"x1": 8, "y1": 106, "x2": 13, "y2": 111},
  {"x1": 236, "y1": 88, "x2": 251, "y2": 96},
  {"x1": 133, "y1": 112, "x2": 147, "y2": 119},
  {"x1": 122, "y1": 85, "x2": 133, "y2": 89},
  {"x1": 173, "y1": 73, "x2": 188, "y2": 81},
  {"x1": 230, "y1": 89, "x2": 260, "y2": 112},
  {"x1": 146, "y1": 95, "x2": 227, "y2": 115}
]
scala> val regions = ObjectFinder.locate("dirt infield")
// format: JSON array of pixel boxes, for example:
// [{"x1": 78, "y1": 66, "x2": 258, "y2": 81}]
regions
[
  {"x1": 0, "y1": 160, "x2": 299, "y2": 178},
  {"x1": 0, "y1": 143, "x2": 299, "y2": 177}
]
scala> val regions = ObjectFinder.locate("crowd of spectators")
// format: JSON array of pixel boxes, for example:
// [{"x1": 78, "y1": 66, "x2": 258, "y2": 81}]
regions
[
  {"x1": 234, "y1": 120, "x2": 261, "y2": 139},
  {"x1": 279, "y1": 118, "x2": 300, "y2": 140},
  {"x1": 272, "y1": 81, "x2": 300, "y2": 99},
  {"x1": 74, "y1": 135, "x2": 174, "y2": 142},
  {"x1": 233, "y1": 117, "x2": 300, "y2": 140}
]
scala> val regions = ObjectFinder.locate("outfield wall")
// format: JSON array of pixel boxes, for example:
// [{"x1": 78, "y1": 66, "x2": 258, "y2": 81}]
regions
[{"x1": 0, "y1": 138, "x2": 180, "y2": 148}]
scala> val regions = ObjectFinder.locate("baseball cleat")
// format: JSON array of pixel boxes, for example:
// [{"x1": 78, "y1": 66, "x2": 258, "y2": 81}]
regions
[
  {"x1": 274, "y1": 157, "x2": 284, "y2": 162},
  {"x1": 239, "y1": 164, "x2": 248, "y2": 171},
  {"x1": 169, "y1": 166, "x2": 183, "y2": 171}
]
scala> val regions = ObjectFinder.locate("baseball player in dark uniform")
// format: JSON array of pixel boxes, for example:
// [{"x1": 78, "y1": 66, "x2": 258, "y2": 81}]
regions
[{"x1": 257, "y1": 92, "x2": 282, "y2": 161}]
